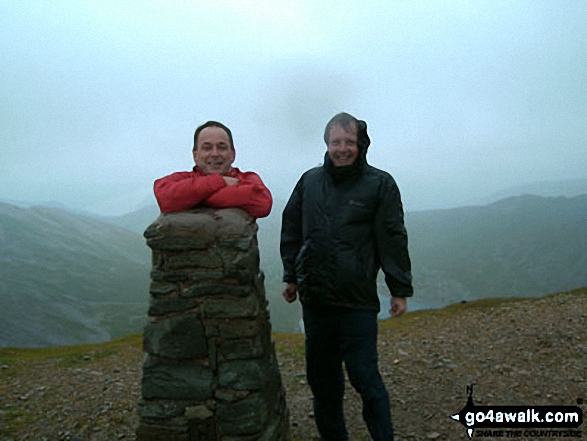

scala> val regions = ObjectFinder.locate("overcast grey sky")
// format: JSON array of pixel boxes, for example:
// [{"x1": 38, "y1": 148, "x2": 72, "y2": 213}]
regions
[{"x1": 1, "y1": 0, "x2": 586, "y2": 215}]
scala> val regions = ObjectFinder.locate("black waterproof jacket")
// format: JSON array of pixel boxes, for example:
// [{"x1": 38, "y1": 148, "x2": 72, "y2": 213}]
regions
[{"x1": 280, "y1": 137, "x2": 413, "y2": 312}]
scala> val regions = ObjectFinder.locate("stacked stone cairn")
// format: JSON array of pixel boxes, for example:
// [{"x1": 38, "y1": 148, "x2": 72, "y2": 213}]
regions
[{"x1": 137, "y1": 208, "x2": 290, "y2": 440}]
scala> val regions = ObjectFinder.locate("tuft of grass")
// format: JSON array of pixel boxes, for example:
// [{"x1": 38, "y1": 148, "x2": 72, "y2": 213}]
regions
[
  {"x1": 1, "y1": 408, "x2": 36, "y2": 436},
  {"x1": 57, "y1": 348, "x2": 116, "y2": 367},
  {"x1": 272, "y1": 332, "x2": 305, "y2": 357},
  {"x1": 0, "y1": 333, "x2": 142, "y2": 365}
]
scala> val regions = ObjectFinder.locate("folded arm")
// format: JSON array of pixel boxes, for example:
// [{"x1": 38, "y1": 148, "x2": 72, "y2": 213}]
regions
[
  {"x1": 154, "y1": 171, "x2": 272, "y2": 219},
  {"x1": 154, "y1": 172, "x2": 226, "y2": 213},
  {"x1": 204, "y1": 172, "x2": 273, "y2": 218}
]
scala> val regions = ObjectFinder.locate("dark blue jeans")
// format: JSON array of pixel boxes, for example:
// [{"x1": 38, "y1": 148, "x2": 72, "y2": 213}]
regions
[{"x1": 302, "y1": 305, "x2": 394, "y2": 441}]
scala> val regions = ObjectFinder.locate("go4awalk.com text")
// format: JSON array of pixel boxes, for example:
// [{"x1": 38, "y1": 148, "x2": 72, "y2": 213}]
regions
[{"x1": 451, "y1": 386, "x2": 584, "y2": 439}]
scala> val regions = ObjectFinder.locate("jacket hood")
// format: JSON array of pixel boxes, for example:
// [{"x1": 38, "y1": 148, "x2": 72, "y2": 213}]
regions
[{"x1": 356, "y1": 119, "x2": 371, "y2": 158}]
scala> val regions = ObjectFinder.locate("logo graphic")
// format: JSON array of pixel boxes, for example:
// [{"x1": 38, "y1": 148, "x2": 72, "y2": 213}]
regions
[{"x1": 451, "y1": 385, "x2": 583, "y2": 439}]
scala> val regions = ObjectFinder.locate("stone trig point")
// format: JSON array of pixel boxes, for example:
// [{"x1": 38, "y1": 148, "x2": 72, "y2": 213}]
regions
[{"x1": 136, "y1": 208, "x2": 290, "y2": 440}]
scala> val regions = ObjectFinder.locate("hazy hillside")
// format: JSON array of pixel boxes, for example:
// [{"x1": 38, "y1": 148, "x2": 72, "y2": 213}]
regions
[
  {"x1": 104, "y1": 205, "x2": 160, "y2": 234},
  {"x1": 105, "y1": 194, "x2": 587, "y2": 333},
  {"x1": 407, "y1": 194, "x2": 587, "y2": 307},
  {"x1": 0, "y1": 203, "x2": 150, "y2": 347}
]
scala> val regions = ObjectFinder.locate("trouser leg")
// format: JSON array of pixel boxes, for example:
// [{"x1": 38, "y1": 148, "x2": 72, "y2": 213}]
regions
[
  {"x1": 340, "y1": 309, "x2": 394, "y2": 441},
  {"x1": 303, "y1": 305, "x2": 349, "y2": 441}
]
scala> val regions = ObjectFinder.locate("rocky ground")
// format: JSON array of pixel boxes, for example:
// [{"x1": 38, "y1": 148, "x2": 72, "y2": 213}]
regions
[{"x1": 1, "y1": 288, "x2": 585, "y2": 441}]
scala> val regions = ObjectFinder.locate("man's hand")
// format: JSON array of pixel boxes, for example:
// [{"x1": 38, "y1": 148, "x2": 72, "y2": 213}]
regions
[
  {"x1": 223, "y1": 176, "x2": 239, "y2": 186},
  {"x1": 282, "y1": 282, "x2": 298, "y2": 303},
  {"x1": 390, "y1": 296, "x2": 407, "y2": 317}
]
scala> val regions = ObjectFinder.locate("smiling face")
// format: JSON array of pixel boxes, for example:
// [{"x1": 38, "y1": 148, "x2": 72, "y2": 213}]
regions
[
  {"x1": 327, "y1": 123, "x2": 359, "y2": 167},
  {"x1": 193, "y1": 126, "x2": 235, "y2": 175}
]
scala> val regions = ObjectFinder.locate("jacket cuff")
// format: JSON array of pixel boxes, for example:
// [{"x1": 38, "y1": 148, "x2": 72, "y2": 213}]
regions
[
  {"x1": 391, "y1": 290, "x2": 413, "y2": 298},
  {"x1": 282, "y1": 275, "x2": 297, "y2": 284}
]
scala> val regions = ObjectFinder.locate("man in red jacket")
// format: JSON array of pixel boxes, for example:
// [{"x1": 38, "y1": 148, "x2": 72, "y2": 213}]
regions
[{"x1": 154, "y1": 121, "x2": 272, "y2": 219}]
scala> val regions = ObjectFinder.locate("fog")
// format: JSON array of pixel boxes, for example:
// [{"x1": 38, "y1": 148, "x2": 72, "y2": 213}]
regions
[{"x1": 1, "y1": 0, "x2": 586, "y2": 215}]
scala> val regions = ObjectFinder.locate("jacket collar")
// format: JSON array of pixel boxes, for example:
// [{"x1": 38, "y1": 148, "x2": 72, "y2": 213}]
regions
[{"x1": 323, "y1": 149, "x2": 367, "y2": 183}]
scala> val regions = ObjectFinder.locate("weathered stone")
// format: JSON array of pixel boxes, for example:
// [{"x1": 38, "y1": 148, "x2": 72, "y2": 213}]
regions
[
  {"x1": 214, "y1": 388, "x2": 250, "y2": 402},
  {"x1": 140, "y1": 416, "x2": 191, "y2": 427},
  {"x1": 213, "y1": 211, "x2": 257, "y2": 238},
  {"x1": 149, "y1": 281, "x2": 178, "y2": 297},
  {"x1": 217, "y1": 248, "x2": 259, "y2": 270},
  {"x1": 138, "y1": 399, "x2": 196, "y2": 419},
  {"x1": 151, "y1": 268, "x2": 226, "y2": 282},
  {"x1": 217, "y1": 236, "x2": 255, "y2": 250},
  {"x1": 222, "y1": 268, "x2": 255, "y2": 284},
  {"x1": 204, "y1": 317, "x2": 262, "y2": 339},
  {"x1": 219, "y1": 358, "x2": 268, "y2": 391},
  {"x1": 146, "y1": 237, "x2": 210, "y2": 251},
  {"x1": 201, "y1": 295, "x2": 260, "y2": 319},
  {"x1": 150, "y1": 270, "x2": 190, "y2": 282},
  {"x1": 144, "y1": 208, "x2": 256, "y2": 248},
  {"x1": 148, "y1": 296, "x2": 198, "y2": 316},
  {"x1": 218, "y1": 335, "x2": 266, "y2": 361},
  {"x1": 207, "y1": 339, "x2": 218, "y2": 372},
  {"x1": 193, "y1": 418, "x2": 216, "y2": 440},
  {"x1": 143, "y1": 314, "x2": 207, "y2": 359},
  {"x1": 144, "y1": 212, "x2": 216, "y2": 245},
  {"x1": 257, "y1": 417, "x2": 286, "y2": 441},
  {"x1": 188, "y1": 268, "x2": 225, "y2": 280},
  {"x1": 138, "y1": 208, "x2": 290, "y2": 441},
  {"x1": 142, "y1": 356, "x2": 213, "y2": 400},
  {"x1": 217, "y1": 392, "x2": 268, "y2": 436},
  {"x1": 152, "y1": 251, "x2": 163, "y2": 268},
  {"x1": 254, "y1": 272, "x2": 267, "y2": 300},
  {"x1": 182, "y1": 282, "x2": 251, "y2": 298},
  {"x1": 184, "y1": 405, "x2": 213, "y2": 420},
  {"x1": 166, "y1": 251, "x2": 222, "y2": 270},
  {"x1": 143, "y1": 221, "x2": 161, "y2": 240}
]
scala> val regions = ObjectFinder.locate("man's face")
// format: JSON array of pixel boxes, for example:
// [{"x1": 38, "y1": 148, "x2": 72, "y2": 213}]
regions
[
  {"x1": 327, "y1": 123, "x2": 359, "y2": 167},
  {"x1": 193, "y1": 126, "x2": 235, "y2": 175}
]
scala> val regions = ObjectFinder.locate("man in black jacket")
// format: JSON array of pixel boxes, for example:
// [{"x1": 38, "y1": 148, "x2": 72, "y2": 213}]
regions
[{"x1": 280, "y1": 112, "x2": 413, "y2": 441}]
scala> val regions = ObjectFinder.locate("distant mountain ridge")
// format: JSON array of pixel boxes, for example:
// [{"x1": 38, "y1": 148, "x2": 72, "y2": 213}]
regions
[{"x1": 482, "y1": 177, "x2": 587, "y2": 205}]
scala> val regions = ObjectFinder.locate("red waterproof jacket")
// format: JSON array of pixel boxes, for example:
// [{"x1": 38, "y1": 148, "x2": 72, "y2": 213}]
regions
[{"x1": 154, "y1": 167, "x2": 272, "y2": 219}]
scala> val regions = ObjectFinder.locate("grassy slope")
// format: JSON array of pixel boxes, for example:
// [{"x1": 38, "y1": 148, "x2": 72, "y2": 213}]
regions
[{"x1": 0, "y1": 333, "x2": 142, "y2": 366}]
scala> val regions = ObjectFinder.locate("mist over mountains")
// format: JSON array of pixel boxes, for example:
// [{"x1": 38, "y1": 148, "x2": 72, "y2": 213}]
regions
[
  {"x1": 0, "y1": 203, "x2": 150, "y2": 347},
  {"x1": 407, "y1": 194, "x2": 587, "y2": 306},
  {"x1": 1, "y1": 190, "x2": 586, "y2": 347}
]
